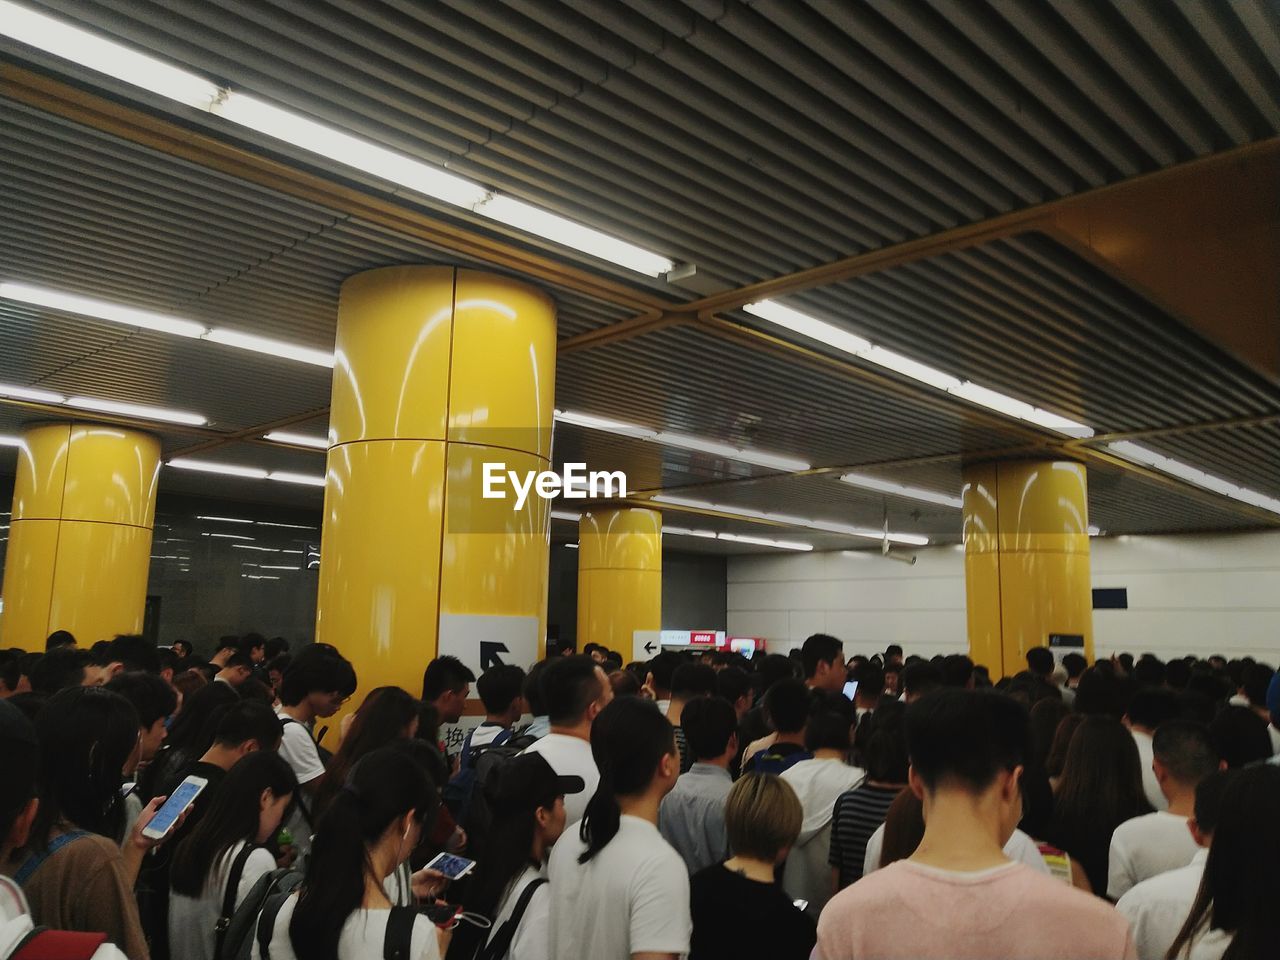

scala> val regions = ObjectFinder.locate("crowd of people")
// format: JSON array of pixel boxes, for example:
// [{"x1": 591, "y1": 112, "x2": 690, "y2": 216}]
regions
[{"x1": 1, "y1": 630, "x2": 1278, "y2": 960}]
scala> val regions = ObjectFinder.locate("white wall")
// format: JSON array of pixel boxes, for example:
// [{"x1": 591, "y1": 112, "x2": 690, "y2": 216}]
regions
[{"x1": 727, "y1": 530, "x2": 1280, "y2": 664}]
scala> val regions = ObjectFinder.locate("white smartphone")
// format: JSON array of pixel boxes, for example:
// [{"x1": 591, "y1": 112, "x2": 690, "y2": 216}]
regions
[
  {"x1": 141, "y1": 774, "x2": 207, "y2": 840},
  {"x1": 792, "y1": 899, "x2": 809, "y2": 912},
  {"x1": 842, "y1": 680, "x2": 859, "y2": 701},
  {"x1": 424, "y1": 851, "x2": 476, "y2": 881}
]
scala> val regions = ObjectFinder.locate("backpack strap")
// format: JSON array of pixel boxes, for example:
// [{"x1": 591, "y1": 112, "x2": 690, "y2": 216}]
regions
[
  {"x1": 255, "y1": 889, "x2": 292, "y2": 960},
  {"x1": 13, "y1": 831, "x2": 90, "y2": 885},
  {"x1": 213, "y1": 843, "x2": 258, "y2": 958},
  {"x1": 479, "y1": 877, "x2": 547, "y2": 960},
  {"x1": 278, "y1": 719, "x2": 317, "y2": 829},
  {"x1": 11, "y1": 927, "x2": 108, "y2": 960},
  {"x1": 383, "y1": 906, "x2": 418, "y2": 960}
]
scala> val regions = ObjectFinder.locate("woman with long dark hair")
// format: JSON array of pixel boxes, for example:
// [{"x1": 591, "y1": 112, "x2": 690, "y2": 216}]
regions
[
  {"x1": 168, "y1": 752, "x2": 296, "y2": 960},
  {"x1": 16, "y1": 686, "x2": 171, "y2": 959},
  {"x1": 313, "y1": 686, "x2": 420, "y2": 819},
  {"x1": 1168, "y1": 765, "x2": 1280, "y2": 960},
  {"x1": 1046, "y1": 715, "x2": 1151, "y2": 895},
  {"x1": 253, "y1": 745, "x2": 445, "y2": 960},
  {"x1": 546, "y1": 697, "x2": 689, "y2": 958},
  {"x1": 137, "y1": 681, "x2": 239, "y2": 802}
]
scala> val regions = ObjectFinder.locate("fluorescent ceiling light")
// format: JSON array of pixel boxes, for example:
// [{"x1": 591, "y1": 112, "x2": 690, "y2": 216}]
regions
[
  {"x1": 1087, "y1": 525, "x2": 1102, "y2": 536},
  {"x1": 0, "y1": 282, "x2": 205, "y2": 337},
  {"x1": 257, "y1": 521, "x2": 318, "y2": 530},
  {"x1": 264, "y1": 431, "x2": 328, "y2": 450},
  {"x1": 653, "y1": 494, "x2": 929, "y2": 546},
  {"x1": 232, "y1": 544, "x2": 280, "y2": 552},
  {"x1": 168, "y1": 459, "x2": 269, "y2": 479},
  {"x1": 662, "y1": 526, "x2": 719, "y2": 539},
  {"x1": 196, "y1": 515, "x2": 253, "y2": 524},
  {"x1": 744, "y1": 299, "x2": 1094, "y2": 438},
  {"x1": 716, "y1": 532, "x2": 813, "y2": 551},
  {"x1": 555, "y1": 409, "x2": 809, "y2": 472},
  {"x1": 242, "y1": 574, "x2": 280, "y2": 580},
  {"x1": 0, "y1": 435, "x2": 21, "y2": 447},
  {"x1": 258, "y1": 564, "x2": 300, "y2": 571},
  {"x1": 550, "y1": 510, "x2": 581, "y2": 522},
  {"x1": 204, "y1": 533, "x2": 253, "y2": 541},
  {"x1": 563, "y1": 543, "x2": 579, "y2": 549},
  {"x1": 204, "y1": 329, "x2": 334, "y2": 368},
  {"x1": 268, "y1": 471, "x2": 326, "y2": 487},
  {"x1": 67, "y1": 397, "x2": 207, "y2": 425},
  {"x1": 0, "y1": 383, "x2": 67, "y2": 404},
  {"x1": 1108, "y1": 442, "x2": 1280, "y2": 516},
  {"x1": 840, "y1": 473, "x2": 963, "y2": 509}
]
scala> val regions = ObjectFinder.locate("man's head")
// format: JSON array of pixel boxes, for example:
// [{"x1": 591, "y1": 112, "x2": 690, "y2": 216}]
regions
[
  {"x1": 524, "y1": 659, "x2": 550, "y2": 718},
  {"x1": 764, "y1": 678, "x2": 810, "y2": 737},
  {"x1": 806, "y1": 693, "x2": 855, "y2": 754},
  {"x1": 940, "y1": 654, "x2": 975, "y2": 689},
  {"x1": 1025, "y1": 647, "x2": 1054, "y2": 679},
  {"x1": 1133, "y1": 655, "x2": 1167, "y2": 688},
  {"x1": 210, "y1": 700, "x2": 284, "y2": 760},
  {"x1": 171, "y1": 640, "x2": 193, "y2": 659},
  {"x1": 801, "y1": 634, "x2": 845, "y2": 693},
  {"x1": 590, "y1": 697, "x2": 678, "y2": 804},
  {"x1": 1152, "y1": 720, "x2": 1222, "y2": 802},
  {"x1": 1239, "y1": 662, "x2": 1275, "y2": 710},
  {"x1": 237, "y1": 633, "x2": 268, "y2": 665},
  {"x1": 852, "y1": 661, "x2": 885, "y2": 708},
  {"x1": 45, "y1": 630, "x2": 76, "y2": 652},
  {"x1": 681, "y1": 696, "x2": 738, "y2": 765},
  {"x1": 0, "y1": 649, "x2": 31, "y2": 699},
  {"x1": 716, "y1": 666, "x2": 752, "y2": 720},
  {"x1": 543, "y1": 655, "x2": 613, "y2": 730},
  {"x1": 0, "y1": 699, "x2": 39, "y2": 859},
  {"x1": 900, "y1": 660, "x2": 943, "y2": 703},
  {"x1": 905, "y1": 689, "x2": 1030, "y2": 845},
  {"x1": 420, "y1": 655, "x2": 476, "y2": 724},
  {"x1": 670, "y1": 662, "x2": 717, "y2": 704},
  {"x1": 1124, "y1": 687, "x2": 1180, "y2": 733},
  {"x1": 30, "y1": 647, "x2": 94, "y2": 695},
  {"x1": 1209, "y1": 705, "x2": 1273, "y2": 769},
  {"x1": 646, "y1": 651, "x2": 681, "y2": 700},
  {"x1": 883, "y1": 663, "x2": 901, "y2": 698},
  {"x1": 1187, "y1": 769, "x2": 1233, "y2": 847},
  {"x1": 884, "y1": 645, "x2": 904, "y2": 668},
  {"x1": 216, "y1": 652, "x2": 254, "y2": 687},
  {"x1": 477, "y1": 664, "x2": 527, "y2": 725},
  {"x1": 105, "y1": 671, "x2": 178, "y2": 765},
  {"x1": 280, "y1": 645, "x2": 357, "y2": 717},
  {"x1": 1062, "y1": 652, "x2": 1088, "y2": 683}
]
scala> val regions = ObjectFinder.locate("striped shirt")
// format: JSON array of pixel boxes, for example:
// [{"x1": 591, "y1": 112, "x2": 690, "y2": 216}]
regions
[{"x1": 829, "y1": 783, "x2": 902, "y2": 889}]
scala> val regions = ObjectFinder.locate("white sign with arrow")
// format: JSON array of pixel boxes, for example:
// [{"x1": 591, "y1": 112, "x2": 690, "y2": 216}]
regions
[{"x1": 437, "y1": 613, "x2": 541, "y2": 679}]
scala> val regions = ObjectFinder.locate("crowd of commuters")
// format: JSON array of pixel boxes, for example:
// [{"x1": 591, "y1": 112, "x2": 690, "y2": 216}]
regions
[{"x1": 2, "y1": 628, "x2": 1279, "y2": 960}]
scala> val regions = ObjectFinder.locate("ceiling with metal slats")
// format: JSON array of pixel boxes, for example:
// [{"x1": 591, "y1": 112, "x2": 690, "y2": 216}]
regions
[{"x1": 1, "y1": 0, "x2": 1278, "y2": 554}]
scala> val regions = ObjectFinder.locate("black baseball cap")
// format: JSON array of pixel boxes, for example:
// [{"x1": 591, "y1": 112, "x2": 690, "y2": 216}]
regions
[{"x1": 486, "y1": 752, "x2": 584, "y2": 814}]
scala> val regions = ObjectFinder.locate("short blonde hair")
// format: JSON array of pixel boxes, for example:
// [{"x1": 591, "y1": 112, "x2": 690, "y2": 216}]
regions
[{"x1": 725, "y1": 773, "x2": 802, "y2": 861}]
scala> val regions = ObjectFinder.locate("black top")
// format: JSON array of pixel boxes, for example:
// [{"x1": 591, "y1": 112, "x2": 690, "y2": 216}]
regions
[
  {"x1": 689, "y1": 864, "x2": 816, "y2": 960},
  {"x1": 829, "y1": 782, "x2": 901, "y2": 888}
]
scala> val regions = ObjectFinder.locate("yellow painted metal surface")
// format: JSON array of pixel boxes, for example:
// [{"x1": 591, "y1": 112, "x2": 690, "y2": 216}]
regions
[
  {"x1": 962, "y1": 460, "x2": 1093, "y2": 678},
  {"x1": 0, "y1": 423, "x2": 160, "y2": 649},
  {"x1": 317, "y1": 266, "x2": 556, "y2": 731},
  {"x1": 577, "y1": 508, "x2": 662, "y2": 658}
]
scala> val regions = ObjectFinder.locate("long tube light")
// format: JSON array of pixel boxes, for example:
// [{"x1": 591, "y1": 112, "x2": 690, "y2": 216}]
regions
[
  {"x1": 839, "y1": 473, "x2": 963, "y2": 508},
  {"x1": 264, "y1": 431, "x2": 329, "y2": 450},
  {"x1": 555, "y1": 410, "x2": 810, "y2": 472},
  {"x1": 165, "y1": 459, "x2": 327, "y2": 489},
  {"x1": 0, "y1": 3, "x2": 674, "y2": 277},
  {"x1": 653, "y1": 493, "x2": 930, "y2": 546},
  {"x1": 663, "y1": 525, "x2": 812, "y2": 552},
  {"x1": 743, "y1": 301, "x2": 1094, "y2": 438},
  {"x1": 66, "y1": 396, "x2": 207, "y2": 425},
  {"x1": 1108, "y1": 441, "x2": 1280, "y2": 516},
  {"x1": 0, "y1": 435, "x2": 21, "y2": 447},
  {"x1": 0, "y1": 382, "x2": 66, "y2": 404}
]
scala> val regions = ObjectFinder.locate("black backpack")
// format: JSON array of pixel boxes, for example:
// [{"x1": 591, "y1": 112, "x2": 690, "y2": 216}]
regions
[
  {"x1": 452, "y1": 734, "x2": 537, "y2": 850},
  {"x1": 254, "y1": 893, "x2": 418, "y2": 960},
  {"x1": 216, "y1": 860, "x2": 302, "y2": 960}
]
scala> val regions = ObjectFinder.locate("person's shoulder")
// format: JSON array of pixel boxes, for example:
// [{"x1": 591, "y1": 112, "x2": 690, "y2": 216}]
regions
[
  {"x1": 1117, "y1": 860, "x2": 1201, "y2": 909},
  {"x1": 1012, "y1": 864, "x2": 1131, "y2": 926},
  {"x1": 50, "y1": 831, "x2": 124, "y2": 866}
]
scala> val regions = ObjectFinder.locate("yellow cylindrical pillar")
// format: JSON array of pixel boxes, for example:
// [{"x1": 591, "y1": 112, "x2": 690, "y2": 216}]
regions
[
  {"x1": 316, "y1": 266, "x2": 556, "y2": 727},
  {"x1": 0, "y1": 422, "x2": 160, "y2": 649},
  {"x1": 962, "y1": 460, "x2": 1093, "y2": 679},
  {"x1": 577, "y1": 507, "x2": 662, "y2": 659}
]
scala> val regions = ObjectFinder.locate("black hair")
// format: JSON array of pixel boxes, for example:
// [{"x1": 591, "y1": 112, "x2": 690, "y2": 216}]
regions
[
  {"x1": 671, "y1": 662, "x2": 717, "y2": 700},
  {"x1": 764, "y1": 678, "x2": 810, "y2": 735},
  {"x1": 0, "y1": 648, "x2": 25, "y2": 694},
  {"x1": 315, "y1": 687, "x2": 421, "y2": 818},
  {"x1": 800, "y1": 634, "x2": 844, "y2": 680},
  {"x1": 88, "y1": 640, "x2": 113, "y2": 667},
  {"x1": 541, "y1": 655, "x2": 604, "y2": 726},
  {"x1": 1062, "y1": 652, "x2": 1088, "y2": 679},
  {"x1": 171, "y1": 639, "x2": 193, "y2": 658},
  {"x1": 170, "y1": 751, "x2": 297, "y2": 896},
  {"x1": 1151, "y1": 720, "x2": 1219, "y2": 785},
  {"x1": 477, "y1": 664, "x2": 526, "y2": 715},
  {"x1": 1239, "y1": 662, "x2": 1275, "y2": 707},
  {"x1": 1192, "y1": 769, "x2": 1233, "y2": 836},
  {"x1": 108, "y1": 634, "x2": 160, "y2": 674},
  {"x1": 420, "y1": 655, "x2": 475, "y2": 702},
  {"x1": 280, "y1": 646, "x2": 356, "y2": 706},
  {"x1": 853, "y1": 661, "x2": 885, "y2": 699},
  {"x1": 1118, "y1": 653, "x2": 1135, "y2": 673},
  {"x1": 1025, "y1": 647, "x2": 1054, "y2": 678},
  {"x1": 1126, "y1": 688, "x2": 1180, "y2": 729},
  {"x1": 900, "y1": 660, "x2": 942, "y2": 698},
  {"x1": 45, "y1": 630, "x2": 76, "y2": 651},
  {"x1": 29, "y1": 647, "x2": 90, "y2": 695},
  {"x1": 681, "y1": 697, "x2": 738, "y2": 761},
  {"x1": 864, "y1": 700, "x2": 910, "y2": 783},
  {"x1": 1169, "y1": 765, "x2": 1280, "y2": 960},
  {"x1": 212, "y1": 700, "x2": 284, "y2": 751},
  {"x1": 647, "y1": 651, "x2": 681, "y2": 694},
  {"x1": 580, "y1": 698, "x2": 675, "y2": 863},
  {"x1": 0, "y1": 700, "x2": 39, "y2": 840},
  {"x1": 1209, "y1": 706, "x2": 1273, "y2": 769},
  {"x1": 1133, "y1": 655, "x2": 1167, "y2": 688},
  {"x1": 716, "y1": 666, "x2": 751, "y2": 706},
  {"x1": 805, "y1": 693, "x2": 855, "y2": 753},
  {"x1": 1165, "y1": 658, "x2": 1191, "y2": 690},
  {"x1": 885, "y1": 644, "x2": 903, "y2": 659},
  {"x1": 222, "y1": 652, "x2": 253, "y2": 671},
  {"x1": 940, "y1": 654, "x2": 975, "y2": 688},
  {"x1": 753, "y1": 653, "x2": 798, "y2": 694},
  {"x1": 215, "y1": 636, "x2": 240, "y2": 655},
  {"x1": 155, "y1": 647, "x2": 179, "y2": 675},
  {"x1": 290, "y1": 747, "x2": 437, "y2": 960},
  {"x1": 906, "y1": 690, "x2": 1029, "y2": 793},
  {"x1": 237, "y1": 632, "x2": 267, "y2": 659},
  {"x1": 105, "y1": 671, "x2": 178, "y2": 728},
  {"x1": 466, "y1": 767, "x2": 552, "y2": 923},
  {"x1": 1074, "y1": 666, "x2": 1126, "y2": 718},
  {"x1": 266, "y1": 653, "x2": 292, "y2": 677},
  {"x1": 31, "y1": 687, "x2": 138, "y2": 848},
  {"x1": 523, "y1": 659, "x2": 550, "y2": 716}
]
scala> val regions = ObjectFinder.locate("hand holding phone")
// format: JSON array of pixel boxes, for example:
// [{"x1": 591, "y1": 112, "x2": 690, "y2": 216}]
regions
[
  {"x1": 424, "y1": 851, "x2": 475, "y2": 881},
  {"x1": 140, "y1": 775, "x2": 207, "y2": 842}
]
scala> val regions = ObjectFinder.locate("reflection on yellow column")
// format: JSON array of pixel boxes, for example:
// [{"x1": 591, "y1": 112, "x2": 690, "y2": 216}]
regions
[
  {"x1": 316, "y1": 266, "x2": 556, "y2": 731},
  {"x1": 577, "y1": 507, "x2": 662, "y2": 658},
  {"x1": 0, "y1": 422, "x2": 160, "y2": 649},
  {"x1": 962, "y1": 460, "x2": 1093, "y2": 678}
]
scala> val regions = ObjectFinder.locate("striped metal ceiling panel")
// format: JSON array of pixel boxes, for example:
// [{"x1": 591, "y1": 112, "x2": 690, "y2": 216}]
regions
[
  {"x1": 1132, "y1": 422, "x2": 1280, "y2": 496},
  {"x1": 6, "y1": 0, "x2": 1277, "y2": 290}
]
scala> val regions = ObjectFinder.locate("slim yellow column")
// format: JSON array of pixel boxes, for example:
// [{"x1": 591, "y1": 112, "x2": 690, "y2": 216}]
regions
[
  {"x1": 577, "y1": 507, "x2": 662, "y2": 658},
  {"x1": 0, "y1": 422, "x2": 160, "y2": 649},
  {"x1": 316, "y1": 266, "x2": 556, "y2": 724},
  {"x1": 962, "y1": 460, "x2": 1093, "y2": 678}
]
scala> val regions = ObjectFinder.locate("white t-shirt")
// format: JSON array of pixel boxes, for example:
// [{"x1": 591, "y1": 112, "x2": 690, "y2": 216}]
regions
[
  {"x1": 1107, "y1": 811, "x2": 1200, "y2": 899},
  {"x1": 521, "y1": 733, "x2": 599, "y2": 825},
  {"x1": 1116, "y1": 848, "x2": 1206, "y2": 960},
  {"x1": 0, "y1": 876, "x2": 127, "y2": 960},
  {"x1": 862, "y1": 826, "x2": 1050, "y2": 877},
  {"x1": 250, "y1": 892, "x2": 440, "y2": 960},
  {"x1": 170, "y1": 841, "x2": 277, "y2": 960},
  {"x1": 275, "y1": 710, "x2": 326, "y2": 857},
  {"x1": 1131, "y1": 730, "x2": 1169, "y2": 812},
  {"x1": 548, "y1": 815, "x2": 691, "y2": 960},
  {"x1": 484, "y1": 864, "x2": 550, "y2": 960}
]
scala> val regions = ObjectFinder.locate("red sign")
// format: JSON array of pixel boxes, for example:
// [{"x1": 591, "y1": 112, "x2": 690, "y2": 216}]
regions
[{"x1": 689, "y1": 631, "x2": 718, "y2": 646}]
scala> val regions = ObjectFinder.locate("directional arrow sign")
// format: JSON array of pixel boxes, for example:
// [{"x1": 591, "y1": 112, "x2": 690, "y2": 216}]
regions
[
  {"x1": 480, "y1": 641, "x2": 509, "y2": 672},
  {"x1": 438, "y1": 614, "x2": 539, "y2": 680},
  {"x1": 644, "y1": 641, "x2": 657, "y2": 655}
]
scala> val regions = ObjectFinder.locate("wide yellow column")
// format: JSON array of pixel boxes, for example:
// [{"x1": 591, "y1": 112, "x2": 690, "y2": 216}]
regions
[
  {"x1": 316, "y1": 266, "x2": 556, "y2": 728},
  {"x1": 577, "y1": 507, "x2": 662, "y2": 658},
  {"x1": 962, "y1": 460, "x2": 1093, "y2": 679},
  {"x1": 0, "y1": 422, "x2": 160, "y2": 649}
]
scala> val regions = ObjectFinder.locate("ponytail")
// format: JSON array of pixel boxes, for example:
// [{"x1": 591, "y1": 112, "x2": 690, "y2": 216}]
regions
[{"x1": 578, "y1": 698, "x2": 674, "y2": 864}]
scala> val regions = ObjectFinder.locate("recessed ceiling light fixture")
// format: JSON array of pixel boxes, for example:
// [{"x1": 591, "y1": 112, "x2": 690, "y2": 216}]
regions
[
  {"x1": 168, "y1": 459, "x2": 269, "y2": 479},
  {"x1": 839, "y1": 473, "x2": 963, "y2": 509},
  {"x1": 264, "y1": 431, "x2": 329, "y2": 450},
  {"x1": 195, "y1": 515, "x2": 253, "y2": 524},
  {"x1": 268, "y1": 471, "x2": 326, "y2": 487},
  {"x1": 653, "y1": 494, "x2": 930, "y2": 546},
  {"x1": 663, "y1": 525, "x2": 812, "y2": 551},
  {"x1": 743, "y1": 300, "x2": 1094, "y2": 438},
  {"x1": 1108, "y1": 441, "x2": 1280, "y2": 516},
  {"x1": 67, "y1": 397, "x2": 207, "y2": 426},
  {"x1": 0, "y1": 3, "x2": 675, "y2": 278}
]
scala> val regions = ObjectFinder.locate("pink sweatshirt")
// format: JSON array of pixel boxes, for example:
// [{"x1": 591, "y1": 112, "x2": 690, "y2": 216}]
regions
[{"x1": 815, "y1": 860, "x2": 1137, "y2": 960}]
